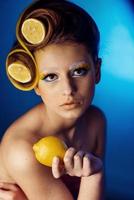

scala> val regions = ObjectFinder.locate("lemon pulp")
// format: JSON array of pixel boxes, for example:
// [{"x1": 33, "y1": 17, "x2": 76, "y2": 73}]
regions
[
  {"x1": 8, "y1": 62, "x2": 31, "y2": 83},
  {"x1": 21, "y1": 18, "x2": 45, "y2": 44}
]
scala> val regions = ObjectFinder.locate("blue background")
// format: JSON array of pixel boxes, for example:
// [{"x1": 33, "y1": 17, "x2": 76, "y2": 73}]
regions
[{"x1": 0, "y1": 0, "x2": 134, "y2": 199}]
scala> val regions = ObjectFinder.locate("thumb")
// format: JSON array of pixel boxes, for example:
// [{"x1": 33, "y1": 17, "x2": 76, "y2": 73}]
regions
[{"x1": 52, "y1": 156, "x2": 65, "y2": 179}]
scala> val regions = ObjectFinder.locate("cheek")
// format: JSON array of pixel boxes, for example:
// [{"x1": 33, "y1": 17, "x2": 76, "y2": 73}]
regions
[
  {"x1": 40, "y1": 90, "x2": 56, "y2": 103},
  {"x1": 79, "y1": 75, "x2": 95, "y2": 95},
  {"x1": 39, "y1": 82, "x2": 59, "y2": 104},
  {"x1": 79, "y1": 76, "x2": 96, "y2": 106}
]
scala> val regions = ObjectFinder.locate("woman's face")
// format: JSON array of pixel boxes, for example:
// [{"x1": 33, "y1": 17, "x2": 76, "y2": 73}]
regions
[{"x1": 34, "y1": 42, "x2": 100, "y2": 120}]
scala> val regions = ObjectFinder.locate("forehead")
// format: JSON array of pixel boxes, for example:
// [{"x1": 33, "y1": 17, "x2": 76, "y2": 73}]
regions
[{"x1": 34, "y1": 42, "x2": 93, "y2": 71}]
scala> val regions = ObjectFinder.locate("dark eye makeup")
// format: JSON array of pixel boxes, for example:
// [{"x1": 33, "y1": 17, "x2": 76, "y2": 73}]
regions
[
  {"x1": 71, "y1": 66, "x2": 89, "y2": 77},
  {"x1": 40, "y1": 64, "x2": 90, "y2": 82},
  {"x1": 42, "y1": 73, "x2": 58, "y2": 82}
]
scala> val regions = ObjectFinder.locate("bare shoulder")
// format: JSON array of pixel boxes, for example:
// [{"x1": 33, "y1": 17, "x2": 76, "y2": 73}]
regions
[
  {"x1": 1, "y1": 103, "x2": 45, "y2": 166},
  {"x1": 0, "y1": 103, "x2": 42, "y2": 167},
  {"x1": 86, "y1": 105, "x2": 107, "y2": 158},
  {"x1": 1, "y1": 137, "x2": 35, "y2": 171},
  {"x1": 1, "y1": 103, "x2": 44, "y2": 143},
  {"x1": 1, "y1": 138, "x2": 47, "y2": 184},
  {"x1": 1, "y1": 131, "x2": 73, "y2": 200},
  {"x1": 1, "y1": 139, "x2": 69, "y2": 199},
  {"x1": 87, "y1": 105, "x2": 106, "y2": 122},
  {"x1": 12, "y1": 102, "x2": 44, "y2": 133}
]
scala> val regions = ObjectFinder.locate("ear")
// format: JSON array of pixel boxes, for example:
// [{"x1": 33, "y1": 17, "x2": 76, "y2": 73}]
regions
[
  {"x1": 95, "y1": 58, "x2": 102, "y2": 84},
  {"x1": 34, "y1": 86, "x2": 41, "y2": 96}
]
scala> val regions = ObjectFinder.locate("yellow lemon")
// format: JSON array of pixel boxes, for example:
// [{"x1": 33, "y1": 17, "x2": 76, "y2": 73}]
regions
[
  {"x1": 21, "y1": 18, "x2": 45, "y2": 44},
  {"x1": 8, "y1": 62, "x2": 31, "y2": 83},
  {"x1": 33, "y1": 136, "x2": 68, "y2": 167}
]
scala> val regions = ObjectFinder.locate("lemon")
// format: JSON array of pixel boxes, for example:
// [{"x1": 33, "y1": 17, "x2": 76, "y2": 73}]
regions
[
  {"x1": 21, "y1": 18, "x2": 45, "y2": 44},
  {"x1": 8, "y1": 62, "x2": 31, "y2": 83},
  {"x1": 33, "y1": 136, "x2": 68, "y2": 167}
]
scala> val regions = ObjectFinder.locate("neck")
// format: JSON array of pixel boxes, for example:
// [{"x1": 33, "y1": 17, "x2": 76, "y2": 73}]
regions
[
  {"x1": 40, "y1": 104, "x2": 85, "y2": 148},
  {"x1": 42, "y1": 106, "x2": 83, "y2": 140},
  {"x1": 47, "y1": 108, "x2": 78, "y2": 132}
]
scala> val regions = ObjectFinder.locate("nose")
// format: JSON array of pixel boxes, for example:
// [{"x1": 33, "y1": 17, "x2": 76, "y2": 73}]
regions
[{"x1": 62, "y1": 76, "x2": 76, "y2": 96}]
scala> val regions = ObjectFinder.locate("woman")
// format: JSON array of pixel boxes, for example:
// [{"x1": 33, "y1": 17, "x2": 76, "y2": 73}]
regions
[{"x1": 0, "y1": 0, "x2": 106, "y2": 199}]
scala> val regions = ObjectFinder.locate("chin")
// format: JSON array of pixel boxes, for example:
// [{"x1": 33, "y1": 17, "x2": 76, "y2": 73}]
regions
[{"x1": 59, "y1": 109, "x2": 85, "y2": 120}]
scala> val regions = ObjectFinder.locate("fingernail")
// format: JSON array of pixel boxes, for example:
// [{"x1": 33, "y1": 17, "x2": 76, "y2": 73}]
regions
[
  {"x1": 84, "y1": 155, "x2": 89, "y2": 160},
  {"x1": 53, "y1": 156, "x2": 59, "y2": 163},
  {"x1": 54, "y1": 174, "x2": 59, "y2": 179},
  {"x1": 69, "y1": 147, "x2": 75, "y2": 151}
]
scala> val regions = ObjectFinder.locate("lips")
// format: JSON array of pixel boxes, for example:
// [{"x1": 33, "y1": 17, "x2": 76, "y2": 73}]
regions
[
  {"x1": 61, "y1": 103, "x2": 79, "y2": 110},
  {"x1": 63, "y1": 102, "x2": 78, "y2": 106},
  {"x1": 59, "y1": 99, "x2": 83, "y2": 110},
  {"x1": 60, "y1": 101, "x2": 80, "y2": 106}
]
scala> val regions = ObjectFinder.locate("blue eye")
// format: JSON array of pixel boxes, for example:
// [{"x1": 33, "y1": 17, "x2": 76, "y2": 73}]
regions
[
  {"x1": 72, "y1": 67, "x2": 89, "y2": 77},
  {"x1": 43, "y1": 73, "x2": 58, "y2": 82}
]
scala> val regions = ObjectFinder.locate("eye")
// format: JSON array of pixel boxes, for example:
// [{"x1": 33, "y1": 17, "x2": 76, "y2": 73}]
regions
[
  {"x1": 42, "y1": 73, "x2": 58, "y2": 82},
  {"x1": 72, "y1": 67, "x2": 89, "y2": 77}
]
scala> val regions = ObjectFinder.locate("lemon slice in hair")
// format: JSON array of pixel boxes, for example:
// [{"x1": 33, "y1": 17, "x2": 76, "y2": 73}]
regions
[
  {"x1": 8, "y1": 62, "x2": 32, "y2": 83},
  {"x1": 21, "y1": 18, "x2": 45, "y2": 44}
]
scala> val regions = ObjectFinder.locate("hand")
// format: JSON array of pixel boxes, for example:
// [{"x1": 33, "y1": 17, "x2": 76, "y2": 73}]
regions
[
  {"x1": 0, "y1": 182, "x2": 28, "y2": 200},
  {"x1": 52, "y1": 147, "x2": 103, "y2": 178}
]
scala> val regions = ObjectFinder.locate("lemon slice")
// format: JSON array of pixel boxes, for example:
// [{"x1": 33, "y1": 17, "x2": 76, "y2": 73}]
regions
[
  {"x1": 33, "y1": 136, "x2": 68, "y2": 167},
  {"x1": 8, "y1": 62, "x2": 32, "y2": 83},
  {"x1": 21, "y1": 18, "x2": 45, "y2": 44}
]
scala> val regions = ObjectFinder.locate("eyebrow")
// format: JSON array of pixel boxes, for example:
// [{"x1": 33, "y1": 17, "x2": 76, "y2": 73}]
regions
[
  {"x1": 40, "y1": 60, "x2": 91, "y2": 72},
  {"x1": 69, "y1": 61, "x2": 91, "y2": 70},
  {"x1": 39, "y1": 61, "x2": 91, "y2": 80}
]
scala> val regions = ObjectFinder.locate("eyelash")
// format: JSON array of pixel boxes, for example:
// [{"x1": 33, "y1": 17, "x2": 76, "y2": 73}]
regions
[
  {"x1": 72, "y1": 67, "x2": 89, "y2": 77},
  {"x1": 42, "y1": 67, "x2": 89, "y2": 82}
]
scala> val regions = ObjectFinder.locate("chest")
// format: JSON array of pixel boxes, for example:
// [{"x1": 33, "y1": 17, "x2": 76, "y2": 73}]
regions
[
  {"x1": 59, "y1": 122, "x2": 97, "y2": 197},
  {"x1": 60, "y1": 120, "x2": 97, "y2": 153}
]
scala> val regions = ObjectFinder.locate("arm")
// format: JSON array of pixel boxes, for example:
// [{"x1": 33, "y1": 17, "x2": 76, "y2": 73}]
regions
[
  {"x1": 78, "y1": 171, "x2": 104, "y2": 200},
  {"x1": 51, "y1": 109, "x2": 106, "y2": 200},
  {"x1": 0, "y1": 182, "x2": 28, "y2": 200},
  {"x1": 77, "y1": 109, "x2": 106, "y2": 200},
  {"x1": 1, "y1": 139, "x2": 74, "y2": 200},
  {"x1": 52, "y1": 148, "x2": 104, "y2": 200}
]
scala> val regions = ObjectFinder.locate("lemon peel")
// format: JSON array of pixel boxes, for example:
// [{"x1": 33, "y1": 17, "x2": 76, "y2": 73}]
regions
[
  {"x1": 8, "y1": 62, "x2": 31, "y2": 83},
  {"x1": 33, "y1": 136, "x2": 68, "y2": 167},
  {"x1": 21, "y1": 18, "x2": 45, "y2": 44}
]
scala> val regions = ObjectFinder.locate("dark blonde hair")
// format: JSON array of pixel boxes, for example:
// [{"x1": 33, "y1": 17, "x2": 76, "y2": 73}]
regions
[{"x1": 6, "y1": 0, "x2": 100, "y2": 91}]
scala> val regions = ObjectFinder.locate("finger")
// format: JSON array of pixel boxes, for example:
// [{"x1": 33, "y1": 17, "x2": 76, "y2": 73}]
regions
[
  {"x1": 52, "y1": 156, "x2": 64, "y2": 179},
  {"x1": 83, "y1": 153, "x2": 103, "y2": 176},
  {"x1": 0, "y1": 182, "x2": 18, "y2": 191},
  {"x1": 82, "y1": 153, "x2": 93, "y2": 176},
  {"x1": 91, "y1": 155, "x2": 103, "y2": 173},
  {"x1": 73, "y1": 150, "x2": 85, "y2": 176},
  {"x1": 63, "y1": 147, "x2": 76, "y2": 174}
]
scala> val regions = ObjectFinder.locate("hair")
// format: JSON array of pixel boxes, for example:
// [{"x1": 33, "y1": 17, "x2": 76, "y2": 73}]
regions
[{"x1": 6, "y1": 0, "x2": 100, "y2": 91}]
